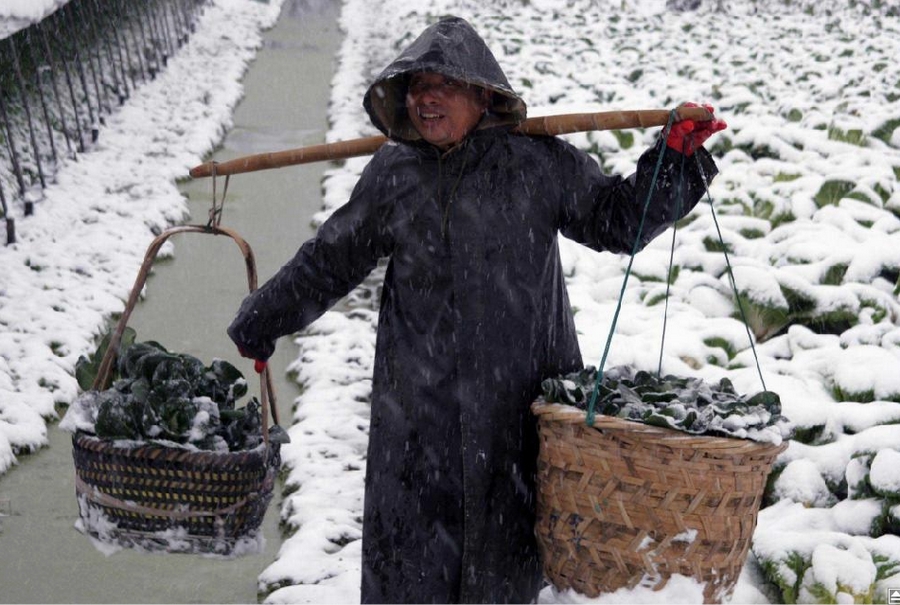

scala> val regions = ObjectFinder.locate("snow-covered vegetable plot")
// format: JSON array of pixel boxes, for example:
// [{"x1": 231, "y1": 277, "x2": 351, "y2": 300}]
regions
[
  {"x1": 540, "y1": 365, "x2": 792, "y2": 444},
  {"x1": 1, "y1": 0, "x2": 899, "y2": 602},
  {"x1": 62, "y1": 328, "x2": 269, "y2": 452}
]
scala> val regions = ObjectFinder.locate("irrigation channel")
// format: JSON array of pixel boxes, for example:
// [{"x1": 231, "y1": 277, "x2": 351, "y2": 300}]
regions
[{"x1": 0, "y1": 0, "x2": 341, "y2": 601}]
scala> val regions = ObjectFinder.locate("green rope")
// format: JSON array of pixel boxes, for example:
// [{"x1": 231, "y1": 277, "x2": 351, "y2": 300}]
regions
[
  {"x1": 694, "y1": 159, "x2": 770, "y2": 394},
  {"x1": 656, "y1": 152, "x2": 687, "y2": 377},
  {"x1": 585, "y1": 109, "x2": 678, "y2": 426},
  {"x1": 585, "y1": 115, "x2": 772, "y2": 427}
]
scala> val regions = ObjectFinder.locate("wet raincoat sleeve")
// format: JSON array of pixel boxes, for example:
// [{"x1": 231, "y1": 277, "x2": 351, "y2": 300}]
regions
[
  {"x1": 556, "y1": 138, "x2": 717, "y2": 253},
  {"x1": 227, "y1": 153, "x2": 394, "y2": 361}
]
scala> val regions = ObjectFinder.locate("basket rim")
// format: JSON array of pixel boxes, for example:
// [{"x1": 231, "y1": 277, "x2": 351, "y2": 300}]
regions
[
  {"x1": 72, "y1": 430, "x2": 271, "y2": 460},
  {"x1": 531, "y1": 400, "x2": 788, "y2": 454}
]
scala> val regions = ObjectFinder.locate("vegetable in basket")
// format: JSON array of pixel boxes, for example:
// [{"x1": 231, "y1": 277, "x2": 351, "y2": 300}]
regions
[
  {"x1": 540, "y1": 364, "x2": 793, "y2": 443},
  {"x1": 66, "y1": 327, "x2": 278, "y2": 452}
]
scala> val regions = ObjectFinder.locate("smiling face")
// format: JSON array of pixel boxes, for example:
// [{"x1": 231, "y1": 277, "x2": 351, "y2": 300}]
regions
[{"x1": 405, "y1": 72, "x2": 489, "y2": 150}]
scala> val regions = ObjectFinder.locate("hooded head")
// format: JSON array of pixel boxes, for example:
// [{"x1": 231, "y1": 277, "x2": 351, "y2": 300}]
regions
[{"x1": 363, "y1": 16, "x2": 527, "y2": 144}]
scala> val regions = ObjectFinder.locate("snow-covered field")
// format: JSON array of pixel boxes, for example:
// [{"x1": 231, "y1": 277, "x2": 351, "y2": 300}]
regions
[{"x1": 2, "y1": 0, "x2": 900, "y2": 603}]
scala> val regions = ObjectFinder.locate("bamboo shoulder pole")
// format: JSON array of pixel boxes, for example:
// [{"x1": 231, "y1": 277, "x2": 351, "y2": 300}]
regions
[{"x1": 189, "y1": 106, "x2": 710, "y2": 179}]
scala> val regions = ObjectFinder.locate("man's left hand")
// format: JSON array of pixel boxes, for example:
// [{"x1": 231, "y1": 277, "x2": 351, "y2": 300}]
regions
[{"x1": 666, "y1": 103, "x2": 728, "y2": 157}]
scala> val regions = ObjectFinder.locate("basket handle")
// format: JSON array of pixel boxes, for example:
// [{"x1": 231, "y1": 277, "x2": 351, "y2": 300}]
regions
[{"x1": 91, "y1": 224, "x2": 278, "y2": 444}]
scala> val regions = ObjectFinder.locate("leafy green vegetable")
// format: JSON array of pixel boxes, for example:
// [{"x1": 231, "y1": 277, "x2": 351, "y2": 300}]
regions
[
  {"x1": 540, "y1": 365, "x2": 793, "y2": 442},
  {"x1": 95, "y1": 390, "x2": 141, "y2": 440},
  {"x1": 74, "y1": 332, "x2": 267, "y2": 451},
  {"x1": 75, "y1": 327, "x2": 137, "y2": 392}
]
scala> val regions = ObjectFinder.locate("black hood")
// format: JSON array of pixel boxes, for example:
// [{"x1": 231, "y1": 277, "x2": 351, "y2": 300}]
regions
[{"x1": 363, "y1": 16, "x2": 527, "y2": 143}]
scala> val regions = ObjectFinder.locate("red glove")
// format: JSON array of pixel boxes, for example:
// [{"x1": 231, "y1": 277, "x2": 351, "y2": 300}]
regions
[
  {"x1": 238, "y1": 347, "x2": 267, "y2": 374},
  {"x1": 666, "y1": 103, "x2": 727, "y2": 157}
]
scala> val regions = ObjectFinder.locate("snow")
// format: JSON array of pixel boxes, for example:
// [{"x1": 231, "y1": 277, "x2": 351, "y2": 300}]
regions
[
  {"x1": 805, "y1": 542, "x2": 877, "y2": 601},
  {"x1": 543, "y1": 575, "x2": 706, "y2": 604},
  {"x1": 3, "y1": 0, "x2": 900, "y2": 603},
  {"x1": 870, "y1": 449, "x2": 900, "y2": 495},
  {"x1": 0, "y1": 0, "x2": 71, "y2": 38},
  {"x1": 0, "y1": 0, "x2": 67, "y2": 19},
  {"x1": 771, "y1": 459, "x2": 834, "y2": 508},
  {"x1": 831, "y1": 345, "x2": 900, "y2": 401}
]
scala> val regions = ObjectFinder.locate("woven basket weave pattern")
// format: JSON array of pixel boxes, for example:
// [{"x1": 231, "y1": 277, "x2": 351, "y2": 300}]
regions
[
  {"x1": 73, "y1": 433, "x2": 277, "y2": 546},
  {"x1": 533, "y1": 402, "x2": 785, "y2": 604}
]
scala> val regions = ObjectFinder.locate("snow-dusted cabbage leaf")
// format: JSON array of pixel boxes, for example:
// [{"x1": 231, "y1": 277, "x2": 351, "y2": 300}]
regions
[
  {"x1": 541, "y1": 365, "x2": 792, "y2": 442},
  {"x1": 74, "y1": 335, "x2": 262, "y2": 451}
]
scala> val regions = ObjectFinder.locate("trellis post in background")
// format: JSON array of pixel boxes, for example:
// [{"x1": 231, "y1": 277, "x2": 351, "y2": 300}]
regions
[
  {"x1": 24, "y1": 29, "x2": 59, "y2": 166},
  {"x1": 0, "y1": 0, "x2": 210, "y2": 231},
  {"x1": 9, "y1": 36, "x2": 47, "y2": 192},
  {"x1": 36, "y1": 20, "x2": 75, "y2": 158},
  {"x1": 0, "y1": 84, "x2": 28, "y2": 202},
  {"x1": 1, "y1": 177, "x2": 12, "y2": 245}
]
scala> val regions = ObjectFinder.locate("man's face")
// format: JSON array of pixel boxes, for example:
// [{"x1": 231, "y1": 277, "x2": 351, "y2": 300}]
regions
[{"x1": 406, "y1": 73, "x2": 488, "y2": 150}]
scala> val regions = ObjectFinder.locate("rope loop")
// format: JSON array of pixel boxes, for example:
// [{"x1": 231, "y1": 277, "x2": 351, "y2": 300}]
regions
[
  {"x1": 656, "y1": 151, "x2": 687, "y2": 376},
  {"x1": 585, "y1": 108, "x2": 770, "y2": 426},
  {"x1": 585, "y1": 109, "x2": 679, "y2": 426},
  {"x1": 694, "y1": 157, "x2": 769, "y2": 394},
  {"x1": 207, "y1": 162, "x2": 229, "y2": 229}
]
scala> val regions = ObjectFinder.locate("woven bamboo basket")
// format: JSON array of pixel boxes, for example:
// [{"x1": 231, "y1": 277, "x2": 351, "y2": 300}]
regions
[
  {"x1": 72, "y1": 225, "x2": 281, "y2": 555},
  {"x1": 72, "y1": 433, "x2": 278, "y2": 552},
  {"x1": 531, "y1": 400, "x2": 787, "y2": 604}
]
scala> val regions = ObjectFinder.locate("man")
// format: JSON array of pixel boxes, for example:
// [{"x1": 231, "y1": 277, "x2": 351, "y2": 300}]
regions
[{"x1": 228, "y1": 15, "x2": 725, "y2": 604}]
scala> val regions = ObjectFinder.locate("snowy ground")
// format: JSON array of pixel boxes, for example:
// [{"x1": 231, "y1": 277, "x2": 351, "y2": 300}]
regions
[
  {"x1": 2, "y1": 0, "x2": 900, "y2": 603},
  {"x1": 0, "y1": 0, "x2": 72, "y2": 37}
]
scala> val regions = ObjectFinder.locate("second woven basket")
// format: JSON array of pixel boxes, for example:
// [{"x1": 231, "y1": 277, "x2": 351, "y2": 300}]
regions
[{"x1": 532, "y1": 401, "x2": 786, "y2": 604}]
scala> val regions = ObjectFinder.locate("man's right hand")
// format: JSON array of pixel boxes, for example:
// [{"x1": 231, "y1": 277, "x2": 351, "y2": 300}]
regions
[
  {"x1": 238, "y1": 346, "x2": 274, "y2": 374},
  {"x1": 666, "y1": 103, "x2": 727, "y2": 157}
]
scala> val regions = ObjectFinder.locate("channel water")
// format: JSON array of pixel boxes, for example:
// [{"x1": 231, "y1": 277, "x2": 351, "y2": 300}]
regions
[{"x1": 0, "y1": 0, "x2": 341, "y2": 601}]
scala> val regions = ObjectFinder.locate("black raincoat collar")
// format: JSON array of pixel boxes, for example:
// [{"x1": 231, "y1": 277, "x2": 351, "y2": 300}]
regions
[
  {"x1": 363, "y1": 16, "x2": 527, "y2": 144},
  {"x1": 409, "y1": 124, "x2": 511, "y2": 163}
]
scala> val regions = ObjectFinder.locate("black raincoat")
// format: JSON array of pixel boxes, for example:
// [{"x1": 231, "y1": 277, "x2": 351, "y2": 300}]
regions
[{"x1": 228, "y1": 16, "x2": 718, "y2": 604}]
